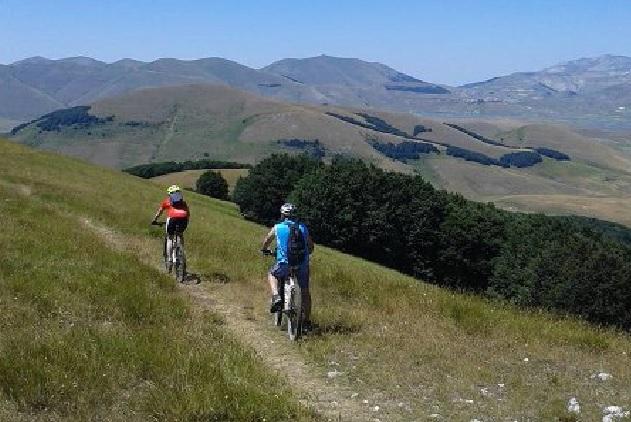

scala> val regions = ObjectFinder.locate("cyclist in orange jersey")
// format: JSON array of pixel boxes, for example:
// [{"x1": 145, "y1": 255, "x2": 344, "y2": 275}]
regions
[{"x1": 152, "y1": 185, "x2": 190, "y2": 271}]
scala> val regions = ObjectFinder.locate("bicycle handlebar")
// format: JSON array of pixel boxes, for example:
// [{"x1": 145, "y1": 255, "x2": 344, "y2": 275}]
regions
[
  {"x1": 151, "y1": 221, "x2": 165, "y2": 226},
  {"x1": 260, "y1": 249, "x2": 274, "y2": 256}
]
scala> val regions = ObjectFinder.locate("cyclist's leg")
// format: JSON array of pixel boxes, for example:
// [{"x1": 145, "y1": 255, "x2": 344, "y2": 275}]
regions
[
  {"x1": 176, "y1": 218, "x2": 188, "y2": 246},
  {"x1": 268, "y1": 262, "x2": 288, "y2": 312},
  {"x1": 165, "y1": 218, "x2": 175, "y2": 264},
  {"x1": 268, "y1": 272, "x2": 280, "y2": 296}
]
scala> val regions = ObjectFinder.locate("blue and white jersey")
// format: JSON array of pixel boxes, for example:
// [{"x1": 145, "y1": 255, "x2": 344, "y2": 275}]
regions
[{"x1": 274, "y1": 219, "x2": 310, "y2": 265}]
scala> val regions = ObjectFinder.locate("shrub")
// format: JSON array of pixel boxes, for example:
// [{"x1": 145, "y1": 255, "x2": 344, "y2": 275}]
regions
[
  {"x1": 499, "y1": 151, "x2": 543, "y2": 168},
  {"x1": 446, "y1": 146, "x2": 503, "y2": 166},
  {"x1": 232, "y1": 154, "x2": 322, "y2": 225},
  {"x1": 277, "y1": 139, "x2": 325, "y2": 159},
  {"x1": 196, "y1": 171, "x2": 229, "y2": 200},
  {"x1": 369, "y1": 140, "x2": 439, "y2": 161},
  {"x1": 535, "y1": 147, "x2": 571, "y2": 161},
  {"x1": 412, "y1": 124, "x2": 432, "y2": 136}
]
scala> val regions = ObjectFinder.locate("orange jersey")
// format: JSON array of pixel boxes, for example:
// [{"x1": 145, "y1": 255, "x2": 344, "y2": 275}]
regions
[{"x1": 160, "y1": 197, "x2": 189, "y2": 219}]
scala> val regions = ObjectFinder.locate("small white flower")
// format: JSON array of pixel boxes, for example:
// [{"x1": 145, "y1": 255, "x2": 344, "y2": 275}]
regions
[
  {"x1": 567, "y1": 397, "x2": 580, "y2": 413},
  {"x1": 592, "y1": 372, "x2": 612, "y2": 381}
]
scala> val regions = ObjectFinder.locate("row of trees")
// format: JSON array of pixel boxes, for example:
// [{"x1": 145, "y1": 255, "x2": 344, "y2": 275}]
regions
[
  {"x1": 446, "y1": 146, "x2": 506, "y2": 166},
  {"x1": 370, "y1": 140, "x2": 439, "y2": 161},
  {"x1": 124, "y1": 159, "x2": 250, "y2": 179},
  {"x1": 326, "y1": 112, "x2": 411, "y2": 138},
  {"x1": 499, "y1": 151, "x2": 543, "y2": 168},
  {"x1": 446, "y1": 146, "x2": 547, "y2": 168},
  {"x1": 276, "y1": 139, "x2": 325, "y2": 159},
  {"x1": 444, "y1": 123, "x2": 508, "y2": 147},
  {"x1": 11, "y1": 106, "x2": 112, "y2": 134},
  {"x1": 234, "y1": 154, "x2": 631, "y2": 329},
  {"x1": 444, "y1": 124, "x2": 571, "y2": 162},
  {"x1": 535, "y1": 147, "x2": 571, "y2": 161}
]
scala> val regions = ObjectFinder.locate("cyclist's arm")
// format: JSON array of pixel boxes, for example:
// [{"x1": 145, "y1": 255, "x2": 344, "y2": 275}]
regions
[
  {"x1": 307, "y1": 234, "x2": 315, "y2": 254},
  {"x1": 152, "y1": 207, "x2": 164, "y2": 223},
  {"x1": 262, "y1": 226, "x2": 276, "y2": 250}
]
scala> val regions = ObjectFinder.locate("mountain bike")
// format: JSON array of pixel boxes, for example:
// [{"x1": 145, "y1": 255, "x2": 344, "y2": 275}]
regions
[
  {"x1": 262, "y1": 249, "x2": 304, "y2": 341},
  {"x1": 152, "y1": 221, "x2": 187, "y2": 283}
]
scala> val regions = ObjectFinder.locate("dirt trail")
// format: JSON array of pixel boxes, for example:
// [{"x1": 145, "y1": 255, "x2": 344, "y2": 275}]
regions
[{"x1": 80, "y1": 218, "x2": 377, "y2": 422}]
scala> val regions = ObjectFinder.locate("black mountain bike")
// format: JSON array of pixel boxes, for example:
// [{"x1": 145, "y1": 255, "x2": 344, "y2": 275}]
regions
[{"x1": 262, "y1": 249, "x2": 304, "y2": 341}]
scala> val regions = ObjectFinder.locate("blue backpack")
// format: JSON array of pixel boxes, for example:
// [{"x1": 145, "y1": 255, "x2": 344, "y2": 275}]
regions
[{"x1": 169, "y1": 191, "x2": 185, "y2": 208}]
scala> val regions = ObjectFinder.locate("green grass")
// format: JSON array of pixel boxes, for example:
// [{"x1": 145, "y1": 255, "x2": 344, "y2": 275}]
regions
[
  {"x1": 2, "y1": 139, "x2": 631, "y2": 420},
  {"x1": 0, "y1": 141, "x2": 316, "y2": 421}
]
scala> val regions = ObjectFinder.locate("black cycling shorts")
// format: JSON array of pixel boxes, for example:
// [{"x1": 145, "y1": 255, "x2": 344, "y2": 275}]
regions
[{"x1": 166, "y1": 217, "x2": 188, "y2": 235}]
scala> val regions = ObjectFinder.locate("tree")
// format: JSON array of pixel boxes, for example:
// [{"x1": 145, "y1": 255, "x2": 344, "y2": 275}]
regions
[
  {"x1": 232, "y1": 154, "x2": 322, "y2": 225},
  {"x1": 196, "y1": 171, "x2": 229, "y2": 200}
]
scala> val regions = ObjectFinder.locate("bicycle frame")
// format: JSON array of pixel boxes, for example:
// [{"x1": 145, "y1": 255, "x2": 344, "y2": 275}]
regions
[{"x1": 154, "y1": 221, "x2": 186, "y2": 283}]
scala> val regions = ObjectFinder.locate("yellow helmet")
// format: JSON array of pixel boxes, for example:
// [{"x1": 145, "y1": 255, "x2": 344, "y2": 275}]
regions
[{"x1": 167, "y1": 185, "x2": 181, "y2": 194}]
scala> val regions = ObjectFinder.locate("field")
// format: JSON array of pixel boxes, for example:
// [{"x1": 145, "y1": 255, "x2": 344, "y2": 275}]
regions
[
  {"x1": 2, "y1": 138, "x2": 631, "y2": 420},
  {"x1": 492, "y1": 194, "x2": 631, "y2": 227},
  {"x1": 151, "y1": 168, "x2": 249, "y2": 193}
]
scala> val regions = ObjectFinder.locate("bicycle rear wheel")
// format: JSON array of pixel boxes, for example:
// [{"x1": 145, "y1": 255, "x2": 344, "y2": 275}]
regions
[
  {"x1": 174, "y1": 236, "x2": 186, "y2": 283},
  {"x1": 287, "y1": 277, "x2": 303, "y2": 341}
]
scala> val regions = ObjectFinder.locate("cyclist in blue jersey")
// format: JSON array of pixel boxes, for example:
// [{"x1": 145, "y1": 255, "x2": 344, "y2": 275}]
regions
[{"x1": 262, "y1": 203, "x2": 315, "y2": 328}]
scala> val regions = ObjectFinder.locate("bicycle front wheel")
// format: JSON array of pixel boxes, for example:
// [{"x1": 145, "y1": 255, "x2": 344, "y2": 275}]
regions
[{"x1": 287, "y1": 278, "x2": 303, "y2": 341}]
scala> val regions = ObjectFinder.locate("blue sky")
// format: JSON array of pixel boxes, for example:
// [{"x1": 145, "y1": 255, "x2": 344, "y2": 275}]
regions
[{"x1": 2, "y1": 0, "x2": 630, "y2": 85}]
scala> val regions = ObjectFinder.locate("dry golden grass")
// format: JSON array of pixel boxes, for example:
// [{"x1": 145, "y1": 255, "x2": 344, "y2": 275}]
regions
[
  {"x1": 492, "y1": 194, "x2": 631, "y2": 227},
  {"x1": 151, "y1": 168, "x2": 249, "y2": 193}
]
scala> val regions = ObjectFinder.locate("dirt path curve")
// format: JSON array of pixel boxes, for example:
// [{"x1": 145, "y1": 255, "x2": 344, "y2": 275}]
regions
[{"x1": 80, "y1": 218, "x2": 377, "y2": 422}]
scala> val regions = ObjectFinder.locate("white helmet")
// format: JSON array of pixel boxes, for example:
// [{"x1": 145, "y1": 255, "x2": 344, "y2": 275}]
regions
[{"x1": 280, "y1": 203, "x2": 296, "y2": 216}]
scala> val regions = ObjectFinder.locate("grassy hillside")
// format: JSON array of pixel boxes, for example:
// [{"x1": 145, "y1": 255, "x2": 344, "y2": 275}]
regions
[
  {"x1": 0, "y1": 139, "x2": 316, "y2": 421},
  {"x1": 151, "y1": 168, "x2": 248, "y2": 193},
  {"x1": 9, "y1": 83, "x2": 631, "y2": 227},
  {"x1": 2, "y1": 139, "x2": 630, "y2": 420}
]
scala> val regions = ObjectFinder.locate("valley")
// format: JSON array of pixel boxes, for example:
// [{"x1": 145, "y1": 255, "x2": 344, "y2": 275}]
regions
[{"x1": 8, "y1": 82, "x2": 631, "y2": 228}]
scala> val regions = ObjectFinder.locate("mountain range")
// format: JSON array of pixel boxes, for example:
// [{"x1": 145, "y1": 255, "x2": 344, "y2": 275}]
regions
[{"x1": 2, "y1": 54, "x2": 631, "y2": 131}]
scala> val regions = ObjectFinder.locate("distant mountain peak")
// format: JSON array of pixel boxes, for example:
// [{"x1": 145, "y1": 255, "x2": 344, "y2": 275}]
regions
[
  {"x1": 263, "y1": 55, "x2": 435, "y2": 89},
  {"x1": 11, "y1": 56, "x2": 52, "y2": 65},
  {"x1": 544, "y1": 54, "x2": 631, "y2": 74},
  {"x1": 58, "y1": 56, "x2": 105, "y2": 66}
]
